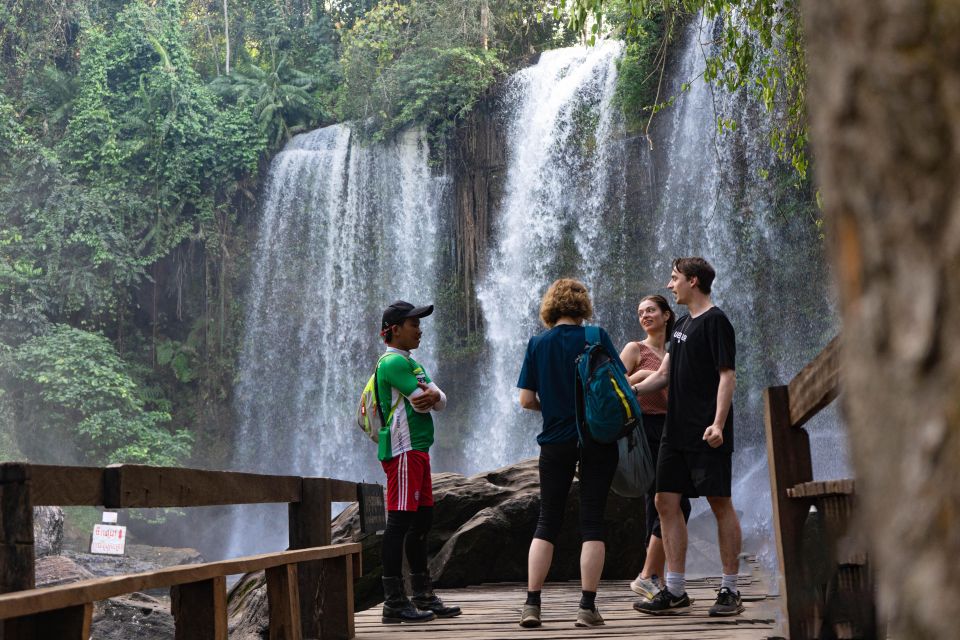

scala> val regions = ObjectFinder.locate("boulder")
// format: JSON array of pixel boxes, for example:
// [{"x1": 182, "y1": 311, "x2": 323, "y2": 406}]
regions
[
  {"x1": 227, "y1": 458, "x2": 648, "y2": 621},
  {"x1": 33, "y1": 506, "x2": 64, "y2": 557},
  {"x1": 36, "y1": 554, "x2": 94, "y2": 587},
  {"x1": 90, "y1": 592, "x2": 175, "y2": 640},
  {"x1": 331, "y1": 457, "x2": 647, "y2": 610}
]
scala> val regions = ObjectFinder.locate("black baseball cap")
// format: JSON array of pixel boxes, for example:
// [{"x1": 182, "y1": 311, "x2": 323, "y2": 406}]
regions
[{"x1": 381, "y1": 300, "x2": 434, "y2": 333}]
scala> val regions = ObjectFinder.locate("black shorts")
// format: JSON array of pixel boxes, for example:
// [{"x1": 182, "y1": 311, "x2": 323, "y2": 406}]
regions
[{"x1": 656, "y1": 440, "x2": 732, "y2": 498}]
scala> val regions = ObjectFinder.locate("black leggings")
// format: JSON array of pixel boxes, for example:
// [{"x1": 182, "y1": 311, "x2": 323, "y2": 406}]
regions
[
  {"x1": 644, "y1": 414, "x2": 691, "y2": 540},
  {"x1": 382, "y1": 506, "x2": 433, "y2": 578},
  {"x1": 534, "y1": 440, "x2": 618, "y2": 544}
]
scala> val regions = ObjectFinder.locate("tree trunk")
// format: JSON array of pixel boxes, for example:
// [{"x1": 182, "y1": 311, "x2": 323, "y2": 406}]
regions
[
  {"x1": 223, "y1": 0, "x2": 230, "y2": 75},
  {"x1": 801, "y1": 1, "x2": 960, "y2": 637},
  {"x1": 480, "y1": 0, "x2": 490, "y2": 50}
]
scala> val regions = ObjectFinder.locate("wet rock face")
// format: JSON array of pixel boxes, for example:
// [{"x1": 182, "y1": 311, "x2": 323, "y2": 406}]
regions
[
  {"x1": 33, "y1": 506, "x2": 64, "y2": 557},
  {"x1": 91, "y1": 592, "x2": 175, "y2": 640}
]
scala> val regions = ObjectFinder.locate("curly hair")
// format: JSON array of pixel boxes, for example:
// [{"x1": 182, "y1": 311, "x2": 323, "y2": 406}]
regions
[{"x1": 539, "y1": 278, "x2": 593, "y2": 328}]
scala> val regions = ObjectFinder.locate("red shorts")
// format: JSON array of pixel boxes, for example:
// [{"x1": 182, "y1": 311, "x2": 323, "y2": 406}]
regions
[{"x1": 381, "y1": 450, "x2": 434, "y2": 512}]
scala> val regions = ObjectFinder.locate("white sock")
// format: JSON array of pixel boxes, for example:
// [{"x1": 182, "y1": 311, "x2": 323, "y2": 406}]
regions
[
  {"x1": 721, "y1": 573, "x2": 738, "y2": 592},
  {"x1": 665, "y1": 571, "x2": 685, "y2": 596}
]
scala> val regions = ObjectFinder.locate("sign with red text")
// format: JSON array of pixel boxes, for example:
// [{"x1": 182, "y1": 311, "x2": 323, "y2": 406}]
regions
[{"x1": 90, "y1": 524, "x2": 127, "y2": 555}]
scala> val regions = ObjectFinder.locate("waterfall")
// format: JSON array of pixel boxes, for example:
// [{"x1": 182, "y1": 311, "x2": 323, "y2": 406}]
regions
[
  {"x1": 230, "y1": 124, "x2": 447, "y2": 554},
  {"x1": 467, "y1": 41, "x2": 628, "y2": 473}
]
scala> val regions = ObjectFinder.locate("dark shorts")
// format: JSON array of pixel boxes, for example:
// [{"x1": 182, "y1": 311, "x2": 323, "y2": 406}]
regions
[{"x1": 656, "y1": 440, "x2": 732, "y2": 498}]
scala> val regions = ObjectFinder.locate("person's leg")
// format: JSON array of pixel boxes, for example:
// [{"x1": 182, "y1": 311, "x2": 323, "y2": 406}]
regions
[
  {"x1": 574, "y1": 441, "x2": 617, "y2": 627},
  {"x1": 707, "y1": 496, "x2": 742, "y2": 575},
  {"x1": 521, "y1": 442, "x2": 577, "y2": 628},
  {"x1": 528, "y1": 442, "x2": 577, "y2": 591},
  {"x1": 380, "y1": 453, "x2": 435, "y2": 624},
  {"x1": 655, "y1": 491, "x2": 687, "y2": 584}
]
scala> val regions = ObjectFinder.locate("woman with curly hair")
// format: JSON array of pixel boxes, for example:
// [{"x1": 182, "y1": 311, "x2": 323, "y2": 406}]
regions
[{"x1": 516, "y1": 278, "x2": 624, "y2": 629}]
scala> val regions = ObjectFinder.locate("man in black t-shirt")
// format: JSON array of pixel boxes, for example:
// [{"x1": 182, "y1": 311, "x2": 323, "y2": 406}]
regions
[{"x1": 631, "y1": 257, "x2": 745, "y2": 618}]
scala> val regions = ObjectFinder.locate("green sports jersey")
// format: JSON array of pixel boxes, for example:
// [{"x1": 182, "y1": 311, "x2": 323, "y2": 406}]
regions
[{"x1": 376, "y1": 350, "x2": 435, "y2": 461}]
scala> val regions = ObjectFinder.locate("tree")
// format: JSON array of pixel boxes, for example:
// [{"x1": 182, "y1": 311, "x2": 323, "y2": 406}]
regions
[{"x1": 801, "y1": 1, "x2": 960, "y2": 637}]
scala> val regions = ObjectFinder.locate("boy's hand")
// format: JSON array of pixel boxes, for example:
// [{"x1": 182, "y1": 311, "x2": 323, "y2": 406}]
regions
[{"x1": 411, "y1": 382, "x2": 440, "y2": 411}]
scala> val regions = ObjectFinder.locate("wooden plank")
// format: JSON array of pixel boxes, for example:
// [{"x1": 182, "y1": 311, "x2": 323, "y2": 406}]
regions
[
  {"x1": 764, "y1": 385, "x2": 815, "y2": 640},
  {"x1": 0, "y1": 462, "x2": 34, "y2": 594},
  {"x1": 0, "y1": 543, "x2": 361, "y2": 619},
  {"x1": 266, "y1": 564, "x2": 302, "y2": 640},
  {"x1": 171, "y1": 576, "x2": 228, "y2": 640},
  {"x1": 787, "y1": 478, "x2": 855, "y2": 498},
  {"x1": 327, "y1": 478, "x2": 358, "y2": 503},
  {"x1": 2, "y1": 602, "x2": 92, "y2": 639},
  {"x1": 29, "y1": 465, "x2": 105, "y2": 506},
  {"x1": 319, "y1": 554, "x2": 354, "y2": 640},
  {"x1": 289, "y1": 477, "x2": 332, "y2": 637},
  {"x1": 103, "y1": 465, "x2": 302, "y2": 508},
  {"x1": 788, "y1": 335, "x2": 840, "y2": 429}
]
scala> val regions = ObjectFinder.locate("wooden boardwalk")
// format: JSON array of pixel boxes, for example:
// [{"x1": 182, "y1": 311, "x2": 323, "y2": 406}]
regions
[{"x1": 355, "y1": 559, "x2": 779, "y2": 639}]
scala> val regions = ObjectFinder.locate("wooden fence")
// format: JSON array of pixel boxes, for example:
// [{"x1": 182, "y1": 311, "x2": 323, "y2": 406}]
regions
[
  {"x1": 0, "y1": 462, "x2": 378, "y2": 639},
  {"x1": 764, "y1": 336, "x2": 877, "y2": 639}
]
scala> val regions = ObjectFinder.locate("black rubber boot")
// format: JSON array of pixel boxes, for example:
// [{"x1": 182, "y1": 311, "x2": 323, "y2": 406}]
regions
[
  {"x1": 382, "y1": 576, "x2": 436, "y2": 624},
  {"x1": 411, "y1": 572, "x2": 462, "y2": 618}
]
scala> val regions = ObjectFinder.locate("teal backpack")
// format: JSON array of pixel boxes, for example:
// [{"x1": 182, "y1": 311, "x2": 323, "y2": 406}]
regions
[{"x1": 574, "y1": 325, "x2": 644, "y2": 444}]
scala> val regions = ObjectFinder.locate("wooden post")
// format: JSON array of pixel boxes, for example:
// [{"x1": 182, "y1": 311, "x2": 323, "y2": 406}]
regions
[
  {"x1": 319, "y1": 554, "x2": 354, "y2": 640},
  {"x1": 764, "y1": 385, "x2": 815, "y2": 640},
  {"x1": 2, "y1": 603, "x2": 93, "y2": 639},
  {"x1": 289, "y1": 478, "x2": 331, "y2": 638},
  {"x1": 0, "y1": 463, "x2": 34, "y2": 595},
  {"x1": 266, "y1": 564, "x2": 302, "y2": 640},
  {"x1": 171, "y1": 576, "x2": 228, "y2": 640}
]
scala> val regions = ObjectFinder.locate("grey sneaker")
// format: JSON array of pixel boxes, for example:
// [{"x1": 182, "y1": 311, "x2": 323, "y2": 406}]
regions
[
  {"x1": 574, "y1": 607, "x2": 605, "y2": 627},
  {"x1": 519, "y1": 604, "x2": 541, "y2": 628},
  {"x1": 708, "y1": 587, "x2": 744, "y2": 616},
  {"x1": 629, "y1": 574, "x2": 660, "y2": 600}
]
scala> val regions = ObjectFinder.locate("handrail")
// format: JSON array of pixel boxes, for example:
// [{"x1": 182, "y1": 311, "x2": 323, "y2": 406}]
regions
[
  {"x1": 0, "y1": 543, "x2": 361, "y2": 620},
  {"x1": 0, "y1": 462, "x2": 378, "y2": 639},
  {"x1": 786, "y1": 335, "x2": 841, "y2": 429}
]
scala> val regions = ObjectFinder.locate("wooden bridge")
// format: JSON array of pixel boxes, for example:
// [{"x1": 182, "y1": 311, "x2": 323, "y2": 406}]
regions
[{"x1": 0, "y1": 335, "x2": 873, "y2": 639}]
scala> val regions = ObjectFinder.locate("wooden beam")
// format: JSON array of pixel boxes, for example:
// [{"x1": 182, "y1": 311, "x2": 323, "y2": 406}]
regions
[
  {"x1": 765, "y1": 385, "x2": 815, "y2": 639},
  {"x1": 266, "y1": 564, "x2": 302, "y2": 640},
  {"x1": 171, "y1": 576, "x2": 228, "y2": 640},
  {"x1": 319, "y1": 554, "x2": 355, "y2": 640},
  {"x1": 2, "y1": 602, "x2": 92, "y2": 639},
  {"x1": 103, "y1": 465, "x2": 302, "y2": 508},
  {"x1": 289, "y1": 477, "x2": 332, "y2": 637},
  {"x1": 0, "y1": 544, "x2": 361, "y2": 619},
  {"x1": 0, "y1": 463, "x2": 34, "y2": 595},
  {"x1": 788, "y1": 335, "x2": 841, "y2": 429},
  {"x1": 29, "y1": 465, "x2": 105, "y2": 506},
  {"x1": 327, "y1": 478, "x2": 359, "y2": 503}
]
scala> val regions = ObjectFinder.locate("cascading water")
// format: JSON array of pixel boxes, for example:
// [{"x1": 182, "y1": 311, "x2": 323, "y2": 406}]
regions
[
  {"x1": 468, "y1": 41, "x2": 629, "y2": 472},
  {"x1": 230, "y1": 124, "x2": 447, "y2": 554}
]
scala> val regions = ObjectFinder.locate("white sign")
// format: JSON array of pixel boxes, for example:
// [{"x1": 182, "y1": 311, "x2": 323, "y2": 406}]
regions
[
  {"x1": 101, "y1": 511, "x2": 118, "y2": 524},
  {"x1": 90, "y1": 524, "x2": 127, "y2": 555}
]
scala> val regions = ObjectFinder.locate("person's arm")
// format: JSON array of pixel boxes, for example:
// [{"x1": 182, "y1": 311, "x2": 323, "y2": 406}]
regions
[
  {"x1": 619, "y1": 341, "x2": 640, "y2": 375},
  {"x1": 628, "y1": 368, "x2": 655, "y2": 384},
  {"x1": 381, "y1": 355, "x2": 424, "y2": 410},
  {"x1": 519, "y1": 388, "x2": 541, "y2": 411},
  {"x1": 631, "y1": 353, "x2": 670, "y2": 395},
  {"x1": 411, "y1": 382, "x2": 445, "y2": 412},
  {"x1": 702, "y1": 367, "x2": 735, "y2": 447}
]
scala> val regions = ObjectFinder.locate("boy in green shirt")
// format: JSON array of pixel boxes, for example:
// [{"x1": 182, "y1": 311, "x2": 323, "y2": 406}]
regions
[{"x1": 376, "y1": 300, "x2": 460, "y2": 624}]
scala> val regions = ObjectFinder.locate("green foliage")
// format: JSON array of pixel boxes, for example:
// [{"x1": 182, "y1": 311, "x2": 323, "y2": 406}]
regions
[
  {"x1": 8, "y1": 325, "x2": 192, "y2": 466},
  {"x1": 338, "y1": 0, "x2": 564, "y2": 142},
  {"x1": 563, "y1": 0, "x2": 809, "y2": 180}
]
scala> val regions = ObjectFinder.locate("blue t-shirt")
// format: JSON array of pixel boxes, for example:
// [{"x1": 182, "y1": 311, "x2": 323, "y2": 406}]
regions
[{"x1": 517, "y1": 324, "x2": 625, "y2": 445}]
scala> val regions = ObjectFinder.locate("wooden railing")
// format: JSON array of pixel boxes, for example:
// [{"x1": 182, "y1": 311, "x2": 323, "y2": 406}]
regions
[
  {"x1": 0, "y1": 462, "x2": 381, "y2": 639},
  {"x1": 764, "y1": 336, "x2": 876, "y2": 639}
]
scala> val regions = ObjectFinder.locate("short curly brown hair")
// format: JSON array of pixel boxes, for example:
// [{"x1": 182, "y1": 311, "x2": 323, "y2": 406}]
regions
[{"x1": 539, "y1": 278, "x2": 593, "y2": 328}]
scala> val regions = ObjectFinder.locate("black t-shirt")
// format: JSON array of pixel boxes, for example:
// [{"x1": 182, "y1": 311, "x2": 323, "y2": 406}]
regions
[{"x1": 664, "y1": 306, "x2": 736, "y2": 452}]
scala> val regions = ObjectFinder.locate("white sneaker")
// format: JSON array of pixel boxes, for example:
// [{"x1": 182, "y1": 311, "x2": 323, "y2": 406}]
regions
[{"x1": 629, "y1": 574, "x2": 661, "y2": 600}]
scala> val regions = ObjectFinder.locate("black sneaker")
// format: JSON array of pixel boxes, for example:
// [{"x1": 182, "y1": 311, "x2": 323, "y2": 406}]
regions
[
  {"x1": 708, "y1": 587, "x2": 744, "y2": 617},
  {"x1": 633, "y1": 588, "x2": 691, "y2": 615}
]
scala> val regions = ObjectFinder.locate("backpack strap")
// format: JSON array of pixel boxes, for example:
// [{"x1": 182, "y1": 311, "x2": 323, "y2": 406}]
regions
[
  {"x1": 374, "y1": 353, "x2": 405, "y2": 426},
  {"x1": 584, "y1": 325, "x2": 601, "y2": 347}
]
